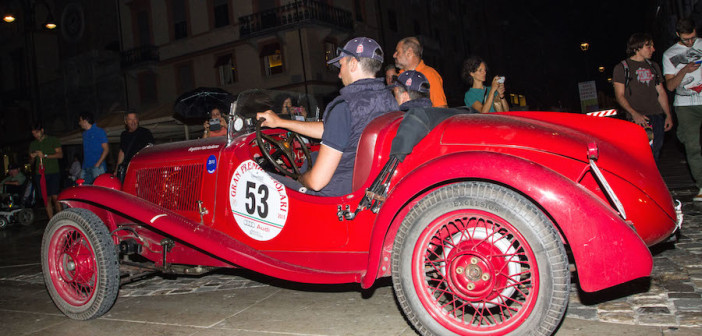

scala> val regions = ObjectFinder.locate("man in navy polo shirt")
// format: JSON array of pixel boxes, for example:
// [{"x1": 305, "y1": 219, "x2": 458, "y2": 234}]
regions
[
  {"x1": 78, "y1": 112, "x2": 109, "y2": 185},
  {"x1": 256, "y1": 37, "x2": 398, "y2": 196}
]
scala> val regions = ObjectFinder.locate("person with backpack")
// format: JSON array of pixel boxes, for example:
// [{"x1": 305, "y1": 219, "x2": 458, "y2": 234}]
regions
[{"x1": 613, "y1": 32, "x2": 672, "y2": 162}]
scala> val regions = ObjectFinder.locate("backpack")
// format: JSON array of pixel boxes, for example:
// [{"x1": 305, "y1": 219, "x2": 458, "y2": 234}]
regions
[{"x1": 621, "y1": 59, "x2": 660, "y2": 95}]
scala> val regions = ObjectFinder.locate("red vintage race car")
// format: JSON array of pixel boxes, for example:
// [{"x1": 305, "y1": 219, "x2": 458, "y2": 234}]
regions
[{"x1": 41, "y1": 90, "x2": 681, "y2": 336}]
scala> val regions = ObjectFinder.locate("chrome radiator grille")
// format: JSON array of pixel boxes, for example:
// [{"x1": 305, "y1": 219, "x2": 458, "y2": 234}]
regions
[{"x1": 135, "y1": 164, "x2": 203, "y2": 211}]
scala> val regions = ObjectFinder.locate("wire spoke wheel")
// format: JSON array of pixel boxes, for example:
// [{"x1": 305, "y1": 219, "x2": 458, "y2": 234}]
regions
[
  {"x1": 42, "y1": 208, "x2": 119, "y2": 320},
  {"x1": 393, "y1": 182, "x2": 569, "y2": 336}
]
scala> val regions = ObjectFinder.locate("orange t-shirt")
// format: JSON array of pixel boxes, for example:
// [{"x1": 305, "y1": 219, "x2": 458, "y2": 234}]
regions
[{"x1": 415, "y1": 60, "x2": 447, "y2": 107}]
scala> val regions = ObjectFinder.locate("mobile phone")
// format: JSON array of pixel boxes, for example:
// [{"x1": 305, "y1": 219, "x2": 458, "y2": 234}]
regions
[{"x1": 497, "y1": 76, "x2": 505, "y2": 84}]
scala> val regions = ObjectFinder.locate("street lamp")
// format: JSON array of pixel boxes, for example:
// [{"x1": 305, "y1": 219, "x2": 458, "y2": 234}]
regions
[
  {"x1": 2, "y1": 0, "x2": 57, "y2": 122},
  {"x1": 3, "y1": 0, "x2": 56, "y2": 29}
]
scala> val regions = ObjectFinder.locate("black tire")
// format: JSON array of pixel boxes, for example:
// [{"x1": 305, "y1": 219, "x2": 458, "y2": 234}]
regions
[
  {"x1": 0, "y1": 216, "x2": 8, "y2": 230},
  {"x1": 41, "y1": 208, "x2": 120, "y2": 320},
  {"x1": 392, "y1": 182, "x2": 570, "y2": 336},
  {"x1": 17, "y1": 208, "x2": 34, "y2": 226}
]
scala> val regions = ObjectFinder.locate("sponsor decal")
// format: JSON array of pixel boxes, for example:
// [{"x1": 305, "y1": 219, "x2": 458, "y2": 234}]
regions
[
  {"x1": 188, "y1": 145, "x2": 220, "y2": 152},
  {"x1": 229, "y1": 160, "x2": 289, "y2": 241},
  {"x1": 206, "y1": 155, "x2": 217, "y2": 174}
]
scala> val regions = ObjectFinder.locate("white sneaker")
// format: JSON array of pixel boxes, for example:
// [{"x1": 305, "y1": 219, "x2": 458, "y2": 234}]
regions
[{"x1": 694, "y1": 190, "x2": 702, "y2": 202}]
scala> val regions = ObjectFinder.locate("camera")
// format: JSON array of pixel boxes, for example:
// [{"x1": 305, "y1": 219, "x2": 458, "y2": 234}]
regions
[
  {"x1": 497, "y1": 76, "x2": 506, "y2": 84},
  {"x1": 209, "y1": 118, "x2": 221, "y2": 131}
]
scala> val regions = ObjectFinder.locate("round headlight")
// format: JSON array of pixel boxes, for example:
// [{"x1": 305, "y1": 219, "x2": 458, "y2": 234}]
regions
[{"x1": 233, "y1": 116, "x2": 244, "y2": 132}]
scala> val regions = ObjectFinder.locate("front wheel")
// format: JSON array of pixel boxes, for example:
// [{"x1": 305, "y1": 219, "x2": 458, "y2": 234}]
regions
[
  {"x1": 41, "y1": 208, "x2": 120, "y2": 320},
  {"x1": 392, "y1": 182, "x2": 570, "y2": 336}
]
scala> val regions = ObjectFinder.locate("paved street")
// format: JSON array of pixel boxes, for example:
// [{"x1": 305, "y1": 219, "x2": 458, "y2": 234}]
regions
[{"x1": 1, "y1": 135, "x2": 701, "y2": 335}]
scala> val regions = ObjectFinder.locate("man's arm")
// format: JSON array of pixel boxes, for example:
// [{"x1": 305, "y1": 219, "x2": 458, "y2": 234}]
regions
[
  {"x1": 48, "y1": 147, "x2": 63, "y2": 160},
  {"x1": 427, "y1": 72, "x2": 448, "y2": 108},
  {"x1": 116, "y1": 150, "x2": 125, "y2": 166},
  {"x1": 256, "y1": 110, "x2": 324, "y2": 139},
  {"x1": 656, "y1": 83, "x2": 674, "y2": 131},
  {"x1": 95, "y1": 143, "x2": 109, "y2": 167},
  {"x1": 298, "y1": 144, "x2": 343, "y2": 191},
  {"x1": 614, "y1": 82, "x2": 648, "y2": 126},
  {"x1": 665, "y1": 62, "x2": 700, "y2": 91}
]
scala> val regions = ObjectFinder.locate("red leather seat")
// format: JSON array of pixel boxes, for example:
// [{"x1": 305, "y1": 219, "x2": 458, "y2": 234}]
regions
[{"x1": 352, "y1": 111, "x2": 404, "y2": 192}]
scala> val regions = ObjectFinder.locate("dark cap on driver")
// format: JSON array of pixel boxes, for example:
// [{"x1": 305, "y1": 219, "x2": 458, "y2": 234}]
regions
[{"x1": 327, "y1": 37, "x2": 384, "y2": 68}]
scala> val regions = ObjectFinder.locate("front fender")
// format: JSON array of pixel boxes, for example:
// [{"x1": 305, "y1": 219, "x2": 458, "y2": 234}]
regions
[
  {"x1": 58, "y1": 186, "x2": 360, "y2": 284},
  {"x1": 362, "y1": 151, "x2": 653, "y2": 292}
]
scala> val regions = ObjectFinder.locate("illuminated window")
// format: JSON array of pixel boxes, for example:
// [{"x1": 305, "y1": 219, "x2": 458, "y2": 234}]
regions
[
  {"x1": 323, "y1": 41, "x2": 337, "y2": 71},
  {"x1": 260, "y1": 42, "x2": 283, "y2": 77},
  {"x1": 215, "y1": 53, "x2": 237, "y2": 85}
]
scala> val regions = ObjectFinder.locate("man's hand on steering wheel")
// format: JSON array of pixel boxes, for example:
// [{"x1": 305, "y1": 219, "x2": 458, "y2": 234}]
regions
[
  {"x1": 256, "y1": 110, "x2": 281, "y2": 128},
  {"x1": 255, "y1": 113, "x2": 312, "y2": 179}
]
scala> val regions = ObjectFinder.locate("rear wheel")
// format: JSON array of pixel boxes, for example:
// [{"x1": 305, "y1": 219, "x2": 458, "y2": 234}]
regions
[
  {"x1": 42, "y1": 208, "x2": 120, "y2": 320},
  {"x1": 0, "y1": 216, "x2": 8, "y2": 230},
  {"x1": 392, "y1": 182, "x2": 570, "y2": 336},
  {"x1": 17, "y1": 208, "x2": 34, "y2": 226}
]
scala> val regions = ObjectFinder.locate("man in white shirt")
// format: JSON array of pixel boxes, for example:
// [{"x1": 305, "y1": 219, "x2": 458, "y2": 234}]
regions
[{"x1": 663, "y1": 17, "x2": 702, "y2": 201}]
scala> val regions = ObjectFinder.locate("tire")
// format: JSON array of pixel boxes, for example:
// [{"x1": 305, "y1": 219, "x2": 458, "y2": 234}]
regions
[
  {"x1": 392, "y1": 182, "x2": 570, "y2": 336},
  {"x1": 41, "y1": 208, "x2": 120, "y2": 320},
  {"x1": 17, "y1": 208, "x2": 34, "y2": 226},
  {"x1": 0, "y1": 216, "x2": 8, "y2": 230}
]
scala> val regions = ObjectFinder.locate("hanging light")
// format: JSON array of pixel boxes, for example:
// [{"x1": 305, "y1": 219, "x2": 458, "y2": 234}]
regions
[
  {"x1": 598, "y1": 66, "x2": 605, "y2": 72},
  {"x1": 3, "y1": 14, "x2": 16, "y2": 23},
  {"x1": 580, "y1": 42, "x2": 590, "y2": 51},
  {"x1": 43, "y1": 11, "x2": 56, "y2": 29}
]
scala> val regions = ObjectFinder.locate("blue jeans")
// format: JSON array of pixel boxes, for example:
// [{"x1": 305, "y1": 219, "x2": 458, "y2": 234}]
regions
[
  {"x1": 80, "y1": 166, "x2": 105, "y2": 185},
  {"x1": 649, "y1": 114, "x2": 665, "y2": 163}
]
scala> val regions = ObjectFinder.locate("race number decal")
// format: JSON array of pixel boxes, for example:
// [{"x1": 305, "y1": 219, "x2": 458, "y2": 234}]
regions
[{"x1": 229, "y1": 160, "x2": 289, "y2": 241}]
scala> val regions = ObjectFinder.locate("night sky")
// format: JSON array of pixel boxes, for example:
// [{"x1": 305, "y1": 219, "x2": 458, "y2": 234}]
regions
[{"x1": 480, "y1": 0, "x2": 660, "y2": 111}]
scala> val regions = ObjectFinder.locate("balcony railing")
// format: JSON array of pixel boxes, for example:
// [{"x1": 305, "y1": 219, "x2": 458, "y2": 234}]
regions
[
  {"x1": 239, "y1": 0, "x2": 353, "y2": 37},
  {"x1": 121, "y1": 45, "x2": 160, "y2": 68}
]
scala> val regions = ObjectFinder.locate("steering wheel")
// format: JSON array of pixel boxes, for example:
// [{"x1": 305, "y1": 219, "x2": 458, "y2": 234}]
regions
[{"x1": 255, "y1": 119, "x2": 313, "y2": 179}]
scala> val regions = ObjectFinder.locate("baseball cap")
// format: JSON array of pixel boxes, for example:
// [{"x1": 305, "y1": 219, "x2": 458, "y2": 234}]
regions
[
  {"x1": 390, "y1": 70, "x2": 430, "y2": 93},
  {"x1": 327, "y1": 37, "x2": 384, "y2": 68}
]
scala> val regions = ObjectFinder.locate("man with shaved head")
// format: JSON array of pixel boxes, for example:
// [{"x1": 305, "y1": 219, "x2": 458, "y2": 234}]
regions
[{"x1": 393, "y1": 36, "x2": 447, "y2": 107}]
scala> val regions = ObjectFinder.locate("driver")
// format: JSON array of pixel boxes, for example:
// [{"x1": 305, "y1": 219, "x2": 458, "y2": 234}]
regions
[{"x1": 256, "y1": 37, "x2": 398, "y2": 196}]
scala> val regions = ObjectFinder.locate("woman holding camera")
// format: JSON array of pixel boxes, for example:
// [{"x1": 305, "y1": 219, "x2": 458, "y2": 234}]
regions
[
  {"x1": 203, "y1": 107, "x2": 228, "y2": 138},
  {"x1": 462, "y1": 56, "x2": 509, "y2": 113}
]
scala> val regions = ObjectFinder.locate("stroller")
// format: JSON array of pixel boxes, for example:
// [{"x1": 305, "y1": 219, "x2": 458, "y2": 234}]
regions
[{"x1": 0, "y1": 179, "x2": 36, "y2": 229}]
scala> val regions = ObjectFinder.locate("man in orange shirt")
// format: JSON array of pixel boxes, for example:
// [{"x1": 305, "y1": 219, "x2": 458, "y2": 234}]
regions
[{"x1": 393, "y1": 37, "x2": 447, "y2": 107}]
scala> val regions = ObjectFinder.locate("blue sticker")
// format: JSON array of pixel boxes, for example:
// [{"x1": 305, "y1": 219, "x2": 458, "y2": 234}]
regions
[{"x1": 206, "y1": 155, "x2": 217, "y2": 174}]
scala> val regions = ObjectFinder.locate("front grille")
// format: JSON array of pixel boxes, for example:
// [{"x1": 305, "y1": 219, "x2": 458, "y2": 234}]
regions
[{"x1": 135, "y1": 164, "x2": 203, "y2": 211}]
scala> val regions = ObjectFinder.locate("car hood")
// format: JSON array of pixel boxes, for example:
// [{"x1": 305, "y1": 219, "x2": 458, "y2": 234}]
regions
[{"x1": 440, "y1": 112, "x2": 673, "y2": 217}]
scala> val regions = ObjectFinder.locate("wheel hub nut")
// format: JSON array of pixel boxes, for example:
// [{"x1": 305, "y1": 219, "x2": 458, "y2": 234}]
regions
[
  {"x1": 466, "y1": 282, "x2": 475, "y2": 290},
  {"x1": 482, "y1": 273, "x2": 490, "y2": 281},
  {"x1": 456, "y1": 266, "x2": 464, "y2": 274}
]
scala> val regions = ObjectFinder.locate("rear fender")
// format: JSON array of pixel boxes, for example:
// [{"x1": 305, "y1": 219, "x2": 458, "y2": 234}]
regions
[{"x1": 362, "y1": 151, "x2": 652, "y2": 292}]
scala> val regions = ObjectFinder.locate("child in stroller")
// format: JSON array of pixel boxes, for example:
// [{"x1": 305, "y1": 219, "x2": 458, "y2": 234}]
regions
[{"x1": 0, "y1": 164, "x2": 35, "y2": 229}]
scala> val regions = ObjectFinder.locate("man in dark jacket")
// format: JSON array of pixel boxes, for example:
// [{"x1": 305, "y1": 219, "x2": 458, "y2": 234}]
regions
[{"x1": 256, "y1": 37, "x2": 398, "y2": 196}]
